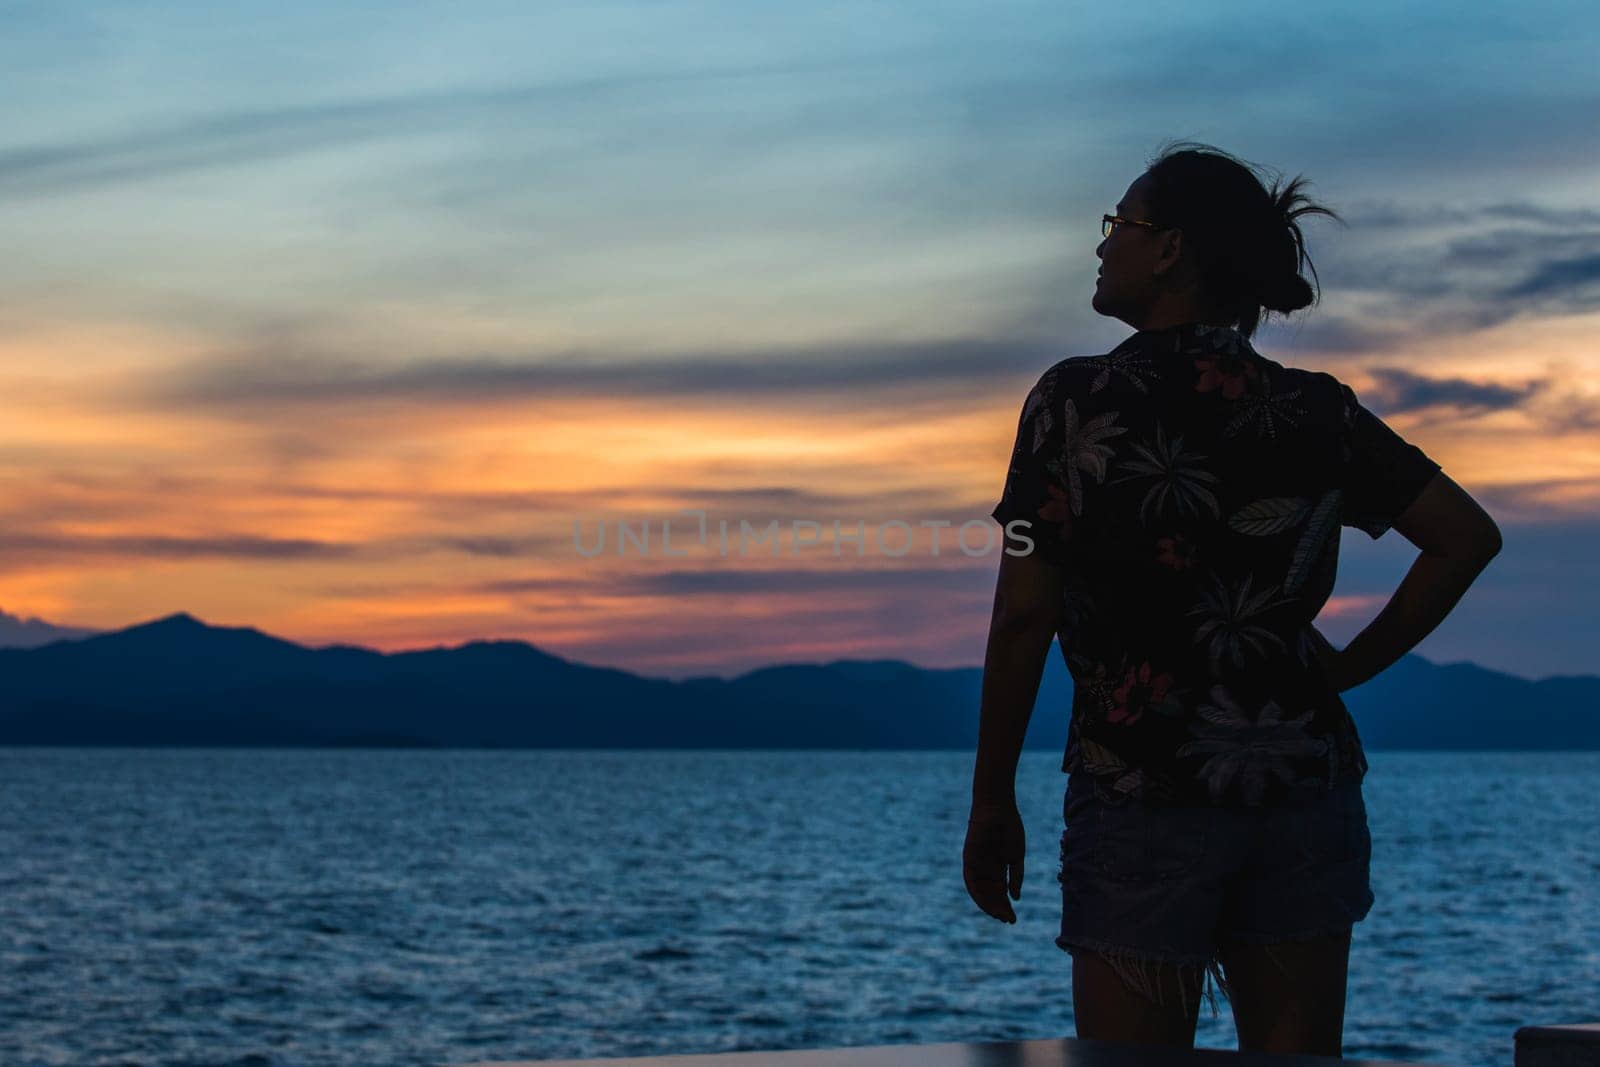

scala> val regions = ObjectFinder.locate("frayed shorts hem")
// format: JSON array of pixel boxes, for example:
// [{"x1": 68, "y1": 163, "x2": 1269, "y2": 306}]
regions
[
  {"x1": 1057, "y1": 920, "x2": 1363, "y2": 1022},
  {"x1": 1056, "y1": 934, "x2": 1231, "y2": 1020}
]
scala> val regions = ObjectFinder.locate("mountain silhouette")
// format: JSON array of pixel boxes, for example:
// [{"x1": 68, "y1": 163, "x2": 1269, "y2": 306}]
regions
[
  {"x1": 0, "y1": 612, "x2": 1595, "y2": 750},
  {"x1": 0, "y1": 607, "x2": 100, "y2": 649}
]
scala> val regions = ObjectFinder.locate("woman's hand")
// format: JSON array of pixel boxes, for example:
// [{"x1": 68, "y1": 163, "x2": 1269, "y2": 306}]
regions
[{"x1": 963, "y1": 800, "x2": 1025, "y2": 924}]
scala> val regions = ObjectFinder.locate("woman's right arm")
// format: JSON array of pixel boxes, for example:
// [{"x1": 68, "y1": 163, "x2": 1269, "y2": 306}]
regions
[{"x1": 1328, "y1": 471, "x2": 1502, "y2": 691}]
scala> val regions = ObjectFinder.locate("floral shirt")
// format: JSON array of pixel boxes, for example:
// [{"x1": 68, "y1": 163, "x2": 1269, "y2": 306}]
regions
[{"x1": 990, "y1": 321, "x2": 1442, "y2": 807}]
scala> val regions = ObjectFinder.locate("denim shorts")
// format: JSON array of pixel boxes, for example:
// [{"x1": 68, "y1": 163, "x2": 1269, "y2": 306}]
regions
[{"x1": 1057, "y1": 771, "x2": 1374, "y2": 1018}]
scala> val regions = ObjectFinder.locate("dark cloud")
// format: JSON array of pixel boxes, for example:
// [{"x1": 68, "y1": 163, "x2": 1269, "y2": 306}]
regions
[
  {"x1": 616, "y1": 564, "x2": 988, "y2": 597},
  {"x1": 0, "y1": 532, "x2": 355, "y2": 561},
  {"x1": 1480, "y1": 203, "x2": 1600, "y2": 227},
  {"x1": 142, "y1": 336, "x2": 1059, "y2": 412},
  {"x1": 467, "y1": 575, "x2": 599, "y2": 596},
  {"x1": 1302, "y1": 200, "x2": 1600, "y2": 338},
  {"x1": 433, "y1": 536, "x2": 557, "y2": 559},
  {"x1": 1335, "y1": 200, "x2": 1600, "y2": 232},
  {"x1": 474, "y1": 563, "x2": 990, "y2": 598},
  {"x1": 1501, "y1": 252, "x2": 1600, "y2": 300},
  {"x1": 1334, "y1": 202, "x2": 1485, "y2": 229},
  {"x1": 1361, "y1": 367, "x2": 1538, "y2": 416}
]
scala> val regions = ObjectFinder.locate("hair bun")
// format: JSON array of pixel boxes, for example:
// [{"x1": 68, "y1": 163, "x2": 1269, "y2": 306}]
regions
[
  {"x1": 1143, "y1": 141, "x2": 1339, "y2": 334},
  {"x1": 1258, "y1": 270, "x2": 1314, "y2": 313}
]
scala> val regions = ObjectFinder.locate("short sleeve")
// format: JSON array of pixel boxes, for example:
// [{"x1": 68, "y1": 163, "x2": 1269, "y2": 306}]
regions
[
  {"x1": 990, "y1": 369, "x2": 1071, "y2": 564},
  {"x1": 1336, "y1": 382, "x2": 1442, "y2": 540}
]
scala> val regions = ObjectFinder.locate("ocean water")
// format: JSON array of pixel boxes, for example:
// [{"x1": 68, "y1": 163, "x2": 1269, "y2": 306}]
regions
[{"x1": 0, "y1": 748, "x2": 1596, "y2": 1067}]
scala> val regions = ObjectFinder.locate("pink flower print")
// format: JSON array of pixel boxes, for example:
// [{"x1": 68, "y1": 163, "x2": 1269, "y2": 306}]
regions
[
  {"x1": 1155, "y1": 532, "x2": 1198, "y2": 571},
  {"x1": 1038, "y1": 482, "x2": 1072, "y2": 526},
  {"x1": 1194, "y1": 352, "x2": 1260, "y2": 399},
  {"x1": 1108, "y1": 661, "x2": 1176, "y2": 726}
]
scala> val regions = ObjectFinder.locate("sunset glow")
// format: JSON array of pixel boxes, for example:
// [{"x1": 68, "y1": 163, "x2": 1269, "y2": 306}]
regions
[{"x1": 3, "y1": 3, "x2": 1596, "y2": 678}]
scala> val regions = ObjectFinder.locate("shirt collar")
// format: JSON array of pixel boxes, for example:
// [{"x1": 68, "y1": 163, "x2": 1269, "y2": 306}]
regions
[{"x1": 1111, "y1": 320, "x2": 1247, "y2": 357}]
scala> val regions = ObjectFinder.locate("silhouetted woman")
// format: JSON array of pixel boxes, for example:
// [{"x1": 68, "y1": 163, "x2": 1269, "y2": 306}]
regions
[{"x1": 962, "y1": 141, "x2": 1501, "y2": 1055}]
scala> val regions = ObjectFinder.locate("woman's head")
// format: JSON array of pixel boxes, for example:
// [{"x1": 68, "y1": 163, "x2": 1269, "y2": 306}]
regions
[{"x1": 1092, "y1": 141, "x2": 1342, "y2": 339}]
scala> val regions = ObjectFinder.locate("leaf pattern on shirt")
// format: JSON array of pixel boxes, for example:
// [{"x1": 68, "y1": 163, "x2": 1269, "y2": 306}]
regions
[
  {"x1": 1222, "y1": 378, "x2": 1308, "y2": 440},
  {"x1": 1044, "y1": 398, "x2": 1127, "y2": 516},
  {"x1": 1283, "y1": 489, "x2": 1343, "y2": 595},
  {"x1": 1061, "y1": 582, "x2": 1096, "y2": 635},
  {"x1": 1031, "y1": 408, "x2": 1054, "y2": 454},
  {"x1": 1187, "y1": 572, "x2": 1293, "y2": 673},
  {"x1": 1293, "y1": 622, "x2": 1322, "y2": 667},
  {"x1": 1068, "y1": 653, "x2": 1117, "y2": 723},
  {"x1": 1176, "y1": 685, "x2": 1329, "y2": 804},
  {"x1": 1077, "y1": 349, "x2": 1164, "y2": 395},
  {"x1": 1188, "y1": 322, "x2": 1246, "y2": 354},
  {"x1": 1108, "y1": 421, "x2": 1221, "y2": 524},
  {"x1": 1078, "y1": 738, "x2": 1146, "y2": 798},
  {"x1": 1227, "y1": 496, "x2": 1312, "y2": 536}
]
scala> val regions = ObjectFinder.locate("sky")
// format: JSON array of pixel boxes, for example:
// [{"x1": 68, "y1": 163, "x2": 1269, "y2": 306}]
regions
[{"x1": 1, "y1": 0, "x2": 1597, "y2": 680}]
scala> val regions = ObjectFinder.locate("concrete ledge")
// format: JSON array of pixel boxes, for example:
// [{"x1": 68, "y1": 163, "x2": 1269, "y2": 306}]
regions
[
  {"x1": 459, "y1": 1034, "x2": 1449, "y2": 1067},
  {"x1": 1514, "y1": 1023, "x2": 1600, "y2": 1066}
]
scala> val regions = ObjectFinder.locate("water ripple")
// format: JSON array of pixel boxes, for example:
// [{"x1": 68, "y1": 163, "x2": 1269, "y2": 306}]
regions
[{"x1": 0, "y1": 748, "x2": 1595, "y2": 1067}]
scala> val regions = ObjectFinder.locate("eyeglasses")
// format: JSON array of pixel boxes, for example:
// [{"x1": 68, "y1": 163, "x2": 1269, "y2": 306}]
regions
[{"x1": 1102, "y1": 214, "x2": 1169, "y2": 238}]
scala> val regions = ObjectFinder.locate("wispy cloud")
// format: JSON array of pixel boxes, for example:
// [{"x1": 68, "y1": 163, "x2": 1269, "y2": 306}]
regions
[
  {"x1": 141, "y1": 336, "x2": 1058, "y2": 412},
  {"x1": 1361, "y1": 367, "x2": 1540, "y2": 416},
  {"x1": 0, "y1": 531, "x2": 355, "y2": 562},
  {"x1": 1501, "y1": 252, "x2": 1600, "y2": 301},
  {"x1": 1304, "y1": 200, "x2": 1600, "y2": 342},
  {"x1": 0, "y1": 62, "x2": 865, "y2": 198},
  {"x1": 477, "y1": 564, "x2": 989, "y2": 598}
]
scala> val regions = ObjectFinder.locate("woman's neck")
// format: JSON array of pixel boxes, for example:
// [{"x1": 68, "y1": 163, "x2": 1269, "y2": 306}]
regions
[{"x1": 1125, "y1": 292, "x2": 1235, "y2": 333}]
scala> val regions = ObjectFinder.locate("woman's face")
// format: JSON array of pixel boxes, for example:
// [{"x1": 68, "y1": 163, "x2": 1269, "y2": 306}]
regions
[{"x1": 1092, "y1": 172, "x2": 1171, "y2": 324}]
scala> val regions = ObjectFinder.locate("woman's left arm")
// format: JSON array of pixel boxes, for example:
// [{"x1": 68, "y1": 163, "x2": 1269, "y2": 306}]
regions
[
  {"x1": 970, "y1": 548, "x2": 1063, "y2": 809},
  {"x1": 963, "y1": 548, "x2": 1063, "y2": 924}
]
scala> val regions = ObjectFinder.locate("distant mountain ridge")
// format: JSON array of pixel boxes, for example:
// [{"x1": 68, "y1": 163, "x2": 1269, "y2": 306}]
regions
[
  {"x1": 0, "y1": 612, "x2": 1596, "y2": 750},
  {"x1": 0, "y1": 607, "x2": 100, "y2": 649}
]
